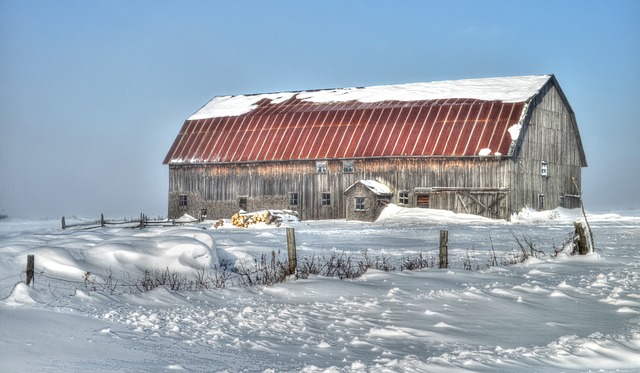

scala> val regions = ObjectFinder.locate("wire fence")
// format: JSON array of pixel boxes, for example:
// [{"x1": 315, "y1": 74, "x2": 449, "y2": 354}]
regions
[
  {"x1": 9, "y1": 220, "x2": 589, "y2": 296},
  {"x1": 16, "y1": 244, "x2": 551, "y2": 296}
]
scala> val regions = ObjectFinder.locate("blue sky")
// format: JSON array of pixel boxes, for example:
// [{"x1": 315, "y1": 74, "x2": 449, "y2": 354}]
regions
[{"x1": 1, "y1": 0, "x2": 639, "y2": 218}]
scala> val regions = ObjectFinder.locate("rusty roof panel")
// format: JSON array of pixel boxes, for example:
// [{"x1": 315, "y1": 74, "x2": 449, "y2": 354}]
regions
[{"x1": 164, "y1": 97, "x2": 531, "y2": 164}]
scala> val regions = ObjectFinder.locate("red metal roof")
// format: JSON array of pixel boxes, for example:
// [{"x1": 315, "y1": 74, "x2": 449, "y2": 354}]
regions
[
  {"x1": 163, "y1": 72, "x2": 562, "y2": 165},
  {"x1": 164, "y1": 97, "x2": 527, "y2": 164}
]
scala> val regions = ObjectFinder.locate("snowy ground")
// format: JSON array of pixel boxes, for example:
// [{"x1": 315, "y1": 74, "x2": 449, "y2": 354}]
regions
[{"x1": 1, "y1": 206, "x2": 639, "y2": 372}]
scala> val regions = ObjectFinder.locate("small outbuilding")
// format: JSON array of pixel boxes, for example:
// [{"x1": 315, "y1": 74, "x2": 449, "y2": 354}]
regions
[
  {"x1": 163, "y1": 74, "x2": 586, "y2": 221},
  {"x1": 344, "y1": 180, "x2": 394, "y2": 222}
]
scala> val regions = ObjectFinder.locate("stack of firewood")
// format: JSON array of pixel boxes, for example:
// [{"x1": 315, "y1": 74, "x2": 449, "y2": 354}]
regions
[{"x1": 231, "y1": 211, "x2": 277, "y2": 228}]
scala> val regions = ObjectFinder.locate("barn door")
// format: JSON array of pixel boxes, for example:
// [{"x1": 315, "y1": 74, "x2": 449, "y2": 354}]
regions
[
  {"x1": 238, "y1": 196, "x2": 247, "y2": 211},
  {"x1": 455, "y1": 191, "x2": 506, "y2": 218},
  {"x1": 416, "y1": 194, "x2": 430, "y2": 208}
]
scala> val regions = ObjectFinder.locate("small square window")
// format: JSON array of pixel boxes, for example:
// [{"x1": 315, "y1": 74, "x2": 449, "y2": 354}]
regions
[
  {"x1": 316, "y1": 161, "x2": 327, "y2": 174},
  {"x1": 290, "y1": 192, "x2": 298, "y2": 206},
  {"x1": 541, "y1": 161, "x2": 548, "y2": 177},
  {"x1": 399, "y1": 191, "x2": 409, "y2": 205},
  {"x1": 179, "y1": 195, "x2": 188, "y2": 207},
  {"x1": 355, "y1": 197, "x2": 365, "y2": 211},
  {"x1": 342, "y1": 161, "x2": 354, "y2": 173},
  {"x1": 321, "y1": 193, "x2": 331, "y2": 206}
]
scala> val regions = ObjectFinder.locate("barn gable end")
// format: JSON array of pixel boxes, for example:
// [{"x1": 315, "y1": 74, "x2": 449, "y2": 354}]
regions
[
  {"x1": 510, "y1": 76, "x2": 587, "y2": 212},
  {"x1": 164, "y1": 75, "x2": 586, "y2": 221}
]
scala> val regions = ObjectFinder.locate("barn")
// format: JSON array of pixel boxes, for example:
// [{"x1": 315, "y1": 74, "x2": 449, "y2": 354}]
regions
[{"x1": 163, "y1": 74, "x2": 587, "y2": 221}]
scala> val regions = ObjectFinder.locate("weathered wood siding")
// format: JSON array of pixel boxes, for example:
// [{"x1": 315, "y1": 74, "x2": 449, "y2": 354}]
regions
[
  {"x1": 168, "y1": 156, "x2": 513, "y2": 220},
  {"x1": 510, "y1": 83, "x2": 585, "y2": 213},
  {"x1": 167, "y1": 80, "x2": 585, "y2": 221}
]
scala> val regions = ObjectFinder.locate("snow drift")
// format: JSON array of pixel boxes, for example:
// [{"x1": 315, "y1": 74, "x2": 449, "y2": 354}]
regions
[{"x1": 1, "y1": 206, "x2": 639, "y2": 372}]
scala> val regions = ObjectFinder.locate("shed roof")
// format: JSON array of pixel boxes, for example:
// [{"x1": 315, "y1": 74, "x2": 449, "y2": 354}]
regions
[
  {"x1": 345, "y1": 180, "x2": 394, "y2": 196},
  {"x1": 164, "y1": 75, "x2": 552, "y2": 165}
]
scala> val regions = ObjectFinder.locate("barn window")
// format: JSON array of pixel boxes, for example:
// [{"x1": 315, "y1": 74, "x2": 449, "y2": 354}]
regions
[
  {"x1": 179, "y1": 195, "x2": 188, "y2": 207},
  {"x1": 399, "y1": 191, "x2": 409, "y2": 205},
  {"x1": 321, "y1": 193, "x2": 331, "y2": 206},
  {"x1": 342, "y1": 161, "x2": 354, "y2": 173},
  {"x1": 355, "y1": 197, "x2": 366, "y2": 211},
  {"x1": 541, "y1": 161, "x2": 548, "y2": 177},
  {"x1": 417, "y1": 194, "x2": 430, "y2": 208},
  {"x1": 316, "y1": 161, "x2": 327, "y2": 174},
  {"x1": 290, "y1": 192, "x2": 298, "y2": 206},
  {"x1": 538, "y1": 194, "x2": 545, "y2": 210},
  {"x1": 239, "y1": 197, "x2": 247, "y2": 211}
]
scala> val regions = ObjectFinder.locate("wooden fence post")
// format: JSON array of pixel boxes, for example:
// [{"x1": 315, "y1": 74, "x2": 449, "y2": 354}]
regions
[
  {"x1": 574, "y1": 221, "x2": 591, "y2": 255},
  {"x1": 572, "y1": 176, "x2": 595, "y2": 252},
  {"x1": 61, "y1": 216, "x2": 66, "y2": 230},
  {"x1": 439, "y1": 230, "x2": 449, "y2": 269},
  {"x1": 286, "y1": 227, "x2": 297, "y2": 275},
  {"x1": 100, "y1": 213, "x2": 105, "y2": 227},
  {"x1": 26, "y1": 255, "x2": 34, "y2": 286}
]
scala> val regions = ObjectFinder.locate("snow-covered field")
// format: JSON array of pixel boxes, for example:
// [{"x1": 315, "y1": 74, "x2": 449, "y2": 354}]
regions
[{"x1": 1, "y1": 206, "x2": 639, "y2": 372}]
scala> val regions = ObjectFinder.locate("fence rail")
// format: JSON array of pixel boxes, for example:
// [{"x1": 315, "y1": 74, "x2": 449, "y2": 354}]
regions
[{"x1": 61, "y1": 213, "x2": 192, "y2": 230}]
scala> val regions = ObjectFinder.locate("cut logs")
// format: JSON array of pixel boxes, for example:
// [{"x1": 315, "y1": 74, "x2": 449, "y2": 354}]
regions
[{"x1": 231, "y1": 211, "x2": 279, "y2": 228}]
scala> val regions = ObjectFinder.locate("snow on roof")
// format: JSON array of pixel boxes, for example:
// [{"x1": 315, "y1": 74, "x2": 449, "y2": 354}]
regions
[
  {"x1": 165, "y1": 75, "x2": 558, "y2": 164},
  {"x1": 188, "y1": 75, "x2": 551, "y2": 120},
  {"x1": 189, "y1": 93, "x2": 296, "y2": 120},
  {"x1": 346, "y1": 180, "x2": 394, "y2": 195}
]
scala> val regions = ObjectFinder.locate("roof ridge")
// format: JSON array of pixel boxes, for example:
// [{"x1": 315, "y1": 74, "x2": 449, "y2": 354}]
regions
[
  {"x1": 215, "y1": 74, "x2": 552, "y2": 99},
  {"x1": 189, "y1": 75, "x2": 551, "y2": 121}
]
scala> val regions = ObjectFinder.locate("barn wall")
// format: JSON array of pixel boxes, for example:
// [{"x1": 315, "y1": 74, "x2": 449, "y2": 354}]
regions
[
  {"x1": 168, "y1": 163, "x2": 310, "y2": 220},
  {"x1": 511, "y1": 83, "x2": 584, "y2": 213},
  {"x1": 168, "y1": 156, "x2": 513, "y2": 220}
]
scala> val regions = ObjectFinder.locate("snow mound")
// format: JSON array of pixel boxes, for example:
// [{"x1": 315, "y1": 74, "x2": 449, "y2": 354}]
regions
[
  {"x1": 1, "y1": 210, "x2": 639, "y2": 371},
  {"x1": 376, "y1": 203, "x2": 502, "y2": 225},
  {"x1": 175, "y1": 214, "x2": 198, "y2": 223},
  {"x1": 85, "y1": 228, "x2": 217, "y2": 274},
  {"x1": 510, "y1": 207, "x2": 584, "y2": 224},
  {"x1": 2, "y1": 283, "x2": 38, "y2": 306}
]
